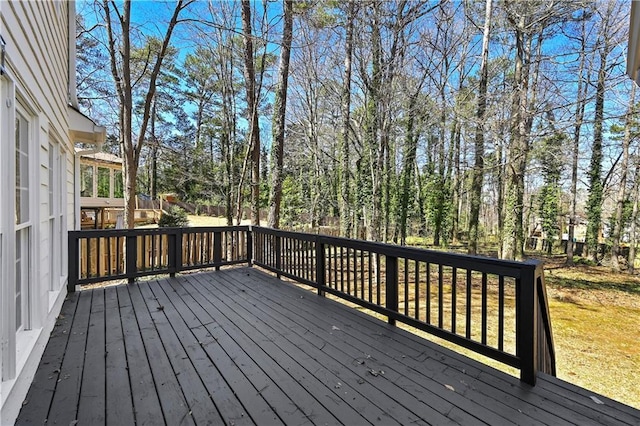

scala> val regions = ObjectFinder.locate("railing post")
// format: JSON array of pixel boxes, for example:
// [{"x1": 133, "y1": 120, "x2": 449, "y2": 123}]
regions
[
  {"x1": 517, "y1": 263, "x2": 537, "y2": 385},
  {"x1": 168, "y1": 228, "x2": 183, "y2": 277},
  {"x1": 275, "y1": 234, "x2": 282, "y2": 279},
  {"x1": 247, "y1": 228, "x2": 253, "y2": 266},
  {"x1": 316, "y1": 240, "x2": 326, "y2": 297},
  {"x1": 214, "y1": 231, "x2": 222, "y2": 271},
  {"x1": 67, "y1": 231, "x2": 78, "y2": 293},
  {"x1": 385, "y1": 255, "x2": 398, "y2": 325},
  {"x1": 125, "y1": 233, "x2": 137, "y2": 284},
  {"x1": 168, "y1": 231, "x2": 176, "y2": 277},
  {"x1": 175, "y1": 228, "x2": 183, "y2": 274}
]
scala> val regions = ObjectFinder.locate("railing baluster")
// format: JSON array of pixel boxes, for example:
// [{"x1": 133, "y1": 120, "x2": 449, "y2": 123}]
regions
[
  {"x1": 438, "y1": 265, "x2": 444, "y2": 329},
  {"x1": 499, "y1": 275, "x2": 505, "y2": 351},
  {"x1": 275, "y1": 235, "x2": 282, "y2": 278},
  {"x1": 482, "y1": 272, "x2": 488, "y2": 345},
  {"x1": 426, "y1": 263, "x2": 431, "y2": 324},
  {"x1": 96, "y1": 237, "x2": 101, "y2": 278},
  {"x1": 316, "y1": 240, "x2": 326, "y2": 296},
  {"x1": 340, "y1": 246, "x2": 344, "y2": 293},
  {"x1": 452, "y1": 267, "x2": 457, "y2": 334},
  {"x1": 86, "y1": 237, "x2": 91, "y2": 278},
  {"x1": 415, "y1": 260, "x2": 420, "y2": 321},
  {"x1": 386, "y1": 255, "x2": 398, "y2": 326},
  {"x1": 376, "y1": 253, "x2": 381, "y2": 305},
  {"x1": 360, "y1": 250, "x2": 364, "y2": 302},
  {"x1": 353, "y1": 249, "x2": 358, "y2": 297},
  {"x1": 466, "y1": 269, "x2": 472, "y2": 339},
  {"x1": 368, "y1": 252, "x2": 373, "y2": 303},
  {"x1": 404, "y1": 258, "x2": 409, "y2": 316}
]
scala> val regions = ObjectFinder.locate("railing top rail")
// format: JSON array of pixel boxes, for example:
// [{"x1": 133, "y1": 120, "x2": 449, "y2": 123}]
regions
[
  {"x1": 69, "y1": 225, "x2": 250, "y2": 238},
  {"x1": 251, "y1": 226, "x2": 540, "y2": 278}
]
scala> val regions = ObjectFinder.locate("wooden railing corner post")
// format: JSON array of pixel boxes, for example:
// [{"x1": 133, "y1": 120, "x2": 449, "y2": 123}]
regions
[
  {"x1": 275, "y1": 233, "x2": 282, "y2": 279},
  {"x1": 385, "y1": 255, "x2": 398, "y2": 326},
  {"x1": 168, "y1": 230, "x2": 176, "y2": 277},
  {"x1": 213, "y1": 230, "x2": 222, "y2": 271},
  {"x1": 247, "y1": 227, "x2": 253, "y2": 266},
  {"x1": 316, "y1": 239, "x2": 326, "y2": 297},
  {"x1": 518, "y1": 262, "x2": 538, "y2": 385},
  {"x1": 125, "y1": 233, "x2": 138, "y2": 284},
  {"x1": 175, "y1": 228, "x2": 183, "y2": 275},
  {"x1": 67, "y1": 231, "x2": 78, "y2": 293}
]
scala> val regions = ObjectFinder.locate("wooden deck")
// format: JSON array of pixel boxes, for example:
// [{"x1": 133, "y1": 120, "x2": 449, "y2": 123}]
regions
[{"x1": 17, "y1": 267, "x2": 640, "y2": 425}]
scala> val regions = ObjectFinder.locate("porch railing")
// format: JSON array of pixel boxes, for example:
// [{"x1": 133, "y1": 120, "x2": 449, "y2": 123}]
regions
[{"x1": 68, "y1": 225, "x2": 555, "y2": 385}]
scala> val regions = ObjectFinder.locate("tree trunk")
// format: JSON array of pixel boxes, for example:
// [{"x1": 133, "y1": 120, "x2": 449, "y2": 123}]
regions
[
  {"x1": 267, "y1": 0, "x2": 293, "y2": 229},
  {"x1": 567, "y1": 18, "x2": 589, "y2": 266},
  {"x1": 585, "y1": 4, "x2": 613, "y2": 263},
  {"x1": 338, "y1": 2, "x2": 355, "y2": 238},
  {"x1": 103, "y1": 0, "x2": 188, "y2": 228},
  {"x1": 502, "y1": 16, "x2": 530, "y2": 260},
  {"x1": 611, "y1": 83, "x2": 635, "y2": 271},
  {"x1": 367, "y1": 1, "x2": 383, "y2": 242},
  {"x1": 241, "y1": 0, "x2": 261, "y2": 226},
  {"x1": 628, "y1": 158, "x2": 640, "y2": 274},
  {"x1": 399, "y1": 93, "x2": 419, "y2": 245},
  {"x1": 468, "y1": 0, "x2": 492, "y2": 255}
]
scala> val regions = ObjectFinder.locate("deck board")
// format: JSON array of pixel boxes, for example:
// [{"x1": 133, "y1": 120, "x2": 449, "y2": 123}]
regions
[
  {"x1": 104, "y1": 286, "x2": 135, "y2": 425},
  {"x1": 211, "y1": 269, "x2": 536, "y2": 425},
  {"x1": 77, "y1": 288, "x2": 106, "y2": 425},
  {"x1": 46, "y1": 290, "x2": 93, "y2": 425},
  {"x1": 17, "y1": 267, "x2": 640, "y2": 425}
]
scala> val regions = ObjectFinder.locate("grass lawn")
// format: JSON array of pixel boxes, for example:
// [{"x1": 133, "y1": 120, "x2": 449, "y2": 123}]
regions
[{"x1": 544, "y1": 264, "x2": 640, "y2": 409}]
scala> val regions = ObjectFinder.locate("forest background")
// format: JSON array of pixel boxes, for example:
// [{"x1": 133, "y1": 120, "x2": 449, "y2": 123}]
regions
[
  {"x1": 77, "y1": 0, "x2": 637, "y2": 264},
  {"x1": 75, "y1": 0, "x2": 640, "y2": 407}
]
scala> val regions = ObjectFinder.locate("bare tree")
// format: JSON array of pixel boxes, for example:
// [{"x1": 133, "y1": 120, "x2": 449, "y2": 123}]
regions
[
  {"x1": 268, "y1": 0, "x2": 294, "y2": 228},
  {"x1": 102, "y1": 0, "x2": 192, "y2": 228},
  {"x1": 611, "y1": 83, "x2": 636, "y2": 271},
  {"x1": 468, "y1": 0, "x2": 493, "y2": 255},
  {"x1": 240, "y1": 0, "x2": 262, "y2": 225}
]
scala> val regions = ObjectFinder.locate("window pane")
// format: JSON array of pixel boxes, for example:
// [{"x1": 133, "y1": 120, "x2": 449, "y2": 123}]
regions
[
  {"x1": 15, "y1": 113, "x2": 29, "y2": 224},
  {"x1": 49, "y1": 144, "x2": 55, "y2": 216},
  {"x1": 114, "y1": 170, "x2": 124, "y2": 198},
  {"x1": 97, "y1": 167, "x2": 110, "y2": 198},
  {"x1": 81, "y1": 164, "x2": 94, "y2": 197},
  {"x1": 15, "y1": 232, "x2": 22, "y2": 330}
]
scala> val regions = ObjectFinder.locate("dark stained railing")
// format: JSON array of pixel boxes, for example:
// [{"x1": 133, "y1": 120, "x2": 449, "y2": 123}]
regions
[
  {"x1": 68, "y1": 225, "x2": 555, "y2": 385},
  {"x1": 251, "y1": 227, "x2": 555, "y2": 385},
  {"x1": 68, "y1": 226, "x2": 250, "y2": 287}
]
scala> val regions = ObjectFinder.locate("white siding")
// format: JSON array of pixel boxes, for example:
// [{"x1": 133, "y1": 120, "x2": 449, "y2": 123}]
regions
[{"x1": 0, "y1": 2, "x2": 75, "y2": 423}]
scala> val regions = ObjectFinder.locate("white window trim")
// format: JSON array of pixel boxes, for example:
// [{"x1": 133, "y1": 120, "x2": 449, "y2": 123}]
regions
[
  {"x1": 1, "y1": 73, "x2": 17, "y2": 382},
  {"x1": 1, "y1": 72, "x2": 41, "y2": 383}
]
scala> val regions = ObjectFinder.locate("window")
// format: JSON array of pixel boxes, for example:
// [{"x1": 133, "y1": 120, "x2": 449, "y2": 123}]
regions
[
  {"x1": 97, "y1": 167, "x2": 110, "y2": 198},
  {"x1": 80, "y1": 164, "x2": 93, "y2": 197},
  {"x1": 48, "y1": 142, "x2": 63, "y2": 292},
  {"x1": 15, "y1": 110, "x2": 31, "y2": 332},
  {"x1": 59, "y1": 152, "x2": 67, "y2": 279},
  {"x1": 114, "y1": 169, "x2": 124, "y2": 198}
]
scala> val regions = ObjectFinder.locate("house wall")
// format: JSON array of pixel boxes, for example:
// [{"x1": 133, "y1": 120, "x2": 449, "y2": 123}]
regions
[{"x1": 0, "y1": 2, "x2": 75, "y2": 423}]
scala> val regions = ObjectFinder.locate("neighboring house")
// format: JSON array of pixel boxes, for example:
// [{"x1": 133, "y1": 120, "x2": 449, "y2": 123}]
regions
[
  {"x1": 77, "y1": 149, "x2": 125, "y2": 228},
  {"x1": 0, "y1": 2, "x2": 105, "y2": 424}
]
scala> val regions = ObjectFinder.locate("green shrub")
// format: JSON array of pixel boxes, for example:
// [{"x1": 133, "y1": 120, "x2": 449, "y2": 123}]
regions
[
  {"x1": 159, "y1": 206, "x2": 189, "y2": 228},
  {"x1": 573, "y1": 256, "x2": 596, "y2": 266}
]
